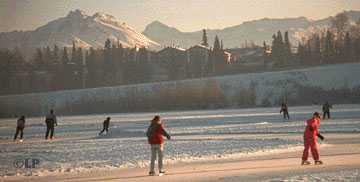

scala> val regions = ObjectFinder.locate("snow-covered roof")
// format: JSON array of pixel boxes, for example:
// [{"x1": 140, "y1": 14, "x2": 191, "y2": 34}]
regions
[
  {"x1": 158, "y1": 46, "x2": 186, "y2": 54},
  {"x1": 189, "y1": 44, "x2": 210, "y2": 50}
]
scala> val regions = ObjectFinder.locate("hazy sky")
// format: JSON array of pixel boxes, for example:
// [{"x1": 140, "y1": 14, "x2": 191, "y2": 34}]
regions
[{"x1": 1, "y1": 0, "x2": 360, "y2": 33}]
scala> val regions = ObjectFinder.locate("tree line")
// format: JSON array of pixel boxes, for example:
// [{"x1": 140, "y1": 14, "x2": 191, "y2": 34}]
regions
[
  {"x1": 0, "y1": 32, "x2": 229, "y2": 95},
  {"x1": 266, "y1": 13, "x2": 360, "y2": 67}
]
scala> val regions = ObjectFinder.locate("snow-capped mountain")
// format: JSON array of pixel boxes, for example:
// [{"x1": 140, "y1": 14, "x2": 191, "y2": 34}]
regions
[
  {"x1": 143, "y1": 10, "x2": 360, "y2": 48},
  {"x1": 0, "y1": 9, "x2": 159, "y2": 56}
]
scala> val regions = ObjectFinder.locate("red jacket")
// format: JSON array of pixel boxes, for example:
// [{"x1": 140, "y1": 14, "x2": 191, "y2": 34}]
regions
[
  {"x1": 304, "y1": 117, "x2": 320, "y2": 140},
  {"x1": 146, "y1": 123, "x2": 170, "y2": 144}
]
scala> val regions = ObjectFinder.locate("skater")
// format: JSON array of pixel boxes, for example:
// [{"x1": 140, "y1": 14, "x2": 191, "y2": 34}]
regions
[
  {"x1": 45, "y1": 109, "x2": 57, "y2": 140},
  {"x1": 14, "y1": 116, "x2": 26, "y2": 142},
  {"x1": 98, "y1": 117, "x2": 111, "y2": 135},
  {"x1": 302, "y1": 112, "x2": 323, "y2": 165},
  {"x1": 146, "y1": 115, "x2": 171, "y2": 176},
  {"x1": 322, "y1": 101, "x2": 332, "y2": 119},
  {"x1": 280, "y1": 102, "x2": 290, "y2": 120}
]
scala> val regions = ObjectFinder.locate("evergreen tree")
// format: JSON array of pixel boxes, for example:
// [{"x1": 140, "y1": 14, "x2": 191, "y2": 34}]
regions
[
  {"x1": 76, "y1": 47, "x2": 84, "y2": 88},
  {"x1": 33, "y1": 48, "x2": 44, "y2": 70},
  {"x1": 283, "y1": 31, "x2": 292, "y2": 63},
  {"x1": 71, "y1": 41, "x2": 77, "y2": 63},
  {"x1": 12, "y1": 47, "x2": 25, "y2": 66},
  {"x1": 86, "y1": 47, "x2": 97, "y2": 87},
  {"x1": 76, "y1": 47, "x2": 83, "y2": 66},
  {"x1": 53, "y1": 44, "x2": 60, "y2": 63},
  {"x1": 323, "y1": 30, "x2": 335, "y2": 63},
  {"x1": 263, "y1": 41, "x2": 270, "y2": 66},
  {"x1": 306, "y1": 39, "x2": 312, "y2": 64},
  {"x1": 44, "y1": 46, "x2": 53, "y2": 70},
  {"x1": 313, "y1": 34, "x2": 321, "y2": 64},
  {"x1": 113, "y1": 43, "x2": 124, "y2": 84},
  {"x1": 103, "y1": 38, "x2": 114, "y2": 86},
  {"x1": 58, "y1": 47, "x2": 73, "y2": 89},
  {"x1": 213, "y1": 35, "x2": 221, "y2": 50},
  {"x1": 344, "y1": 32, "x2": 352, "y2": 62},
  {"x1": 136, "y1": 47, "x2": 151, "y2": 83},
  {"x1": 211, "y1": 35, "x2": 227, "y2": 75},
  {"x1": 201, "y1": 29, "x2": 209, "y2": 47},
  {"x1": 271, "y1": 31, "x2": 285, "y2": 66},
  {"x1": 297, "y1": 43, "x2": 306, "y2": 64},
  {"x1": 61, "y1": 47, "x2": 69, "y2": 65}
]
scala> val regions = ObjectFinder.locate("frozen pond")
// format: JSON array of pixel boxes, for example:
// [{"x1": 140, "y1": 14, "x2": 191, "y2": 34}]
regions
[{"x1": 0, "y1": 104, "x2": 360, "y2": 176}]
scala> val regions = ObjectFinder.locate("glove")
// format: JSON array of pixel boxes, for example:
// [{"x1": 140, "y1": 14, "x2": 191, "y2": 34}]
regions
[{"x1": 317, "y1": 133, "x2": 325, "y2": 141}]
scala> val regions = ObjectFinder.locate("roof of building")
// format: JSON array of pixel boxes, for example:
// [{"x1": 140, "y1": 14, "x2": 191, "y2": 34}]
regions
[
  {"x1": 189, "y1": 44, "x2": 210, "y2": 50},
  {"x1": 157, "y1": 46, "x2": 186, "y2": 54}
]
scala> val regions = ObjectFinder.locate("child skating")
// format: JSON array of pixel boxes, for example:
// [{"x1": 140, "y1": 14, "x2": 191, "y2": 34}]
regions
[
  {"x1": 146, "y1": 115, "x2": 171, "y2": 176},
  {"x1": 302, "y1": 112, "x2": 324, "y2": 165},
  {"x1": 98, "y1": 117, "x2": 111, "y2": 135}
]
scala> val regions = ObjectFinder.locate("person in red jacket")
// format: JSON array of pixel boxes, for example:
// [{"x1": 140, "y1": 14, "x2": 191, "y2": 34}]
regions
[
  {"x1": 146, "y1": 115, "x2": 171, "y2": 176},
  {"x1": 302, "y1": 112, "x2": 323, "y2": 165}
]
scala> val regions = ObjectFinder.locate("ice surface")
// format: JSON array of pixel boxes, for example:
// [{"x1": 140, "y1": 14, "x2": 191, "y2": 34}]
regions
[
  {"x1": 262, "y1": 169, "x2": 360, "y2": 182},
  {"x1": 0, "y1": 104, "x2": 359, "y2": 177}
]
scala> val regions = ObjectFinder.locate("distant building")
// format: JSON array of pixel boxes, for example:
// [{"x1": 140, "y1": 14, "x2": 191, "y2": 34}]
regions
[
  {"x1": 150, "y1": 50, "x2": 171, "y2": 82},
  {"x1": 187, "y1": 44, "x2": 210, "y2": 78},
  {"x1": 156, "y1": 46, "x2": 188, "y2": 80},
  {"x1": 226, "y1": 47, "x2": 268, "y2": 72}
]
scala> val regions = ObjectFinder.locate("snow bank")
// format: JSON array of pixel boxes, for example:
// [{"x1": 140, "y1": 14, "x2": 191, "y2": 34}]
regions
[{"x1": 0, "y1": 63, "x2": 359, "y2": 117}]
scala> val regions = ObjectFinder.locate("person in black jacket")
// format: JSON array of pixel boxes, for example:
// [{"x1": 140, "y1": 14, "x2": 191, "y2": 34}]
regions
[
  {"x1": 45, "y1": 109, "x2": 57, "y2": 140},
  {"x1": 322, "y1": 102, "x2": 332, "y2": 119},
  {"x1": 99, "y1": 117, "x2": 111, "y2": 135},
  {"x1": 280, "y1": 102, "x2": 290, "y2": 120},
  {"x1": 14, "y1": 116, "x2": 26, "y2": 142}
]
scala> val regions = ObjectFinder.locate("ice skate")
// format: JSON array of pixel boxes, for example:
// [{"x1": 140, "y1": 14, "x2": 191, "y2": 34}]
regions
[
  {"x1": 159, "y1": 171, "x2": 166, "y2": 176},
  {"x1": 149, "y1": 171, "x2": 155, "y2": 176}
]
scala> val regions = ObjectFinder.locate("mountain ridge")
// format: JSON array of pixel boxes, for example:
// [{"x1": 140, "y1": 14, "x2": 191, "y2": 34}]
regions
[
  {"x1": 0, "y1": 9, "x2": 159, "y2": 57},
  {"x1": 143, "y1": 10, "x2": 360, "y2": 48}
]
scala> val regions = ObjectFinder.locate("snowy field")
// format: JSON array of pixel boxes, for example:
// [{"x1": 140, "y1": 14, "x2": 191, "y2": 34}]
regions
[{"x1": 0, "y1": 104, "x2": 360, "y2": 177}]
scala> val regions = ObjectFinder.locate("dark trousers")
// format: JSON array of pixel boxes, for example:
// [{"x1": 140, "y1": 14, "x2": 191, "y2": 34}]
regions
[
  {"x1": 45, "y1": 124, "x2": 55, "y2": 139},
  {"x1": 283, "y1": 111, "x2": 290, "y2": 119},
  {"x1": 323, "y1": 111, "x2": 330, "y2": 119},
  {"x1": 14, "y1": 127, "x2": 24, "y2": 140},
  {"x1": 99, "y1": 125, "x2": 109, "y2": 135}
]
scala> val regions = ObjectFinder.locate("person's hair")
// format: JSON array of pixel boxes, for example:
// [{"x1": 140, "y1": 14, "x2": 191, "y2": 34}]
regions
[
  {"x1": 151, "y1": 115, "x2": 161, "y2": 124},
  {"x1": 20, "y1": 115, "x2": 25, "y2": 119},
  {"x1": 107, "y1": 117, "x2": 111, "y2": 120},
  {"x1": 50, "y1": 109, "x2": 54, "y2": 114},
  {"x1": 313, "y1": 112, "x2": 320, "y2": 118}
]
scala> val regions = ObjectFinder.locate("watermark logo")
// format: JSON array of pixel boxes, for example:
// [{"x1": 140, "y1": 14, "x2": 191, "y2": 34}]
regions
[{"x1": 13, "y1": 158, "x2": 40, "y2": 169}]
